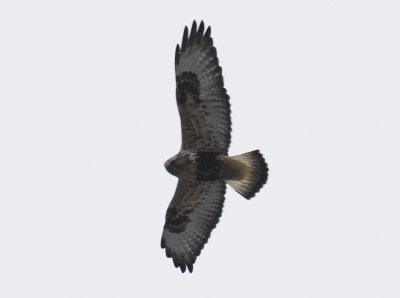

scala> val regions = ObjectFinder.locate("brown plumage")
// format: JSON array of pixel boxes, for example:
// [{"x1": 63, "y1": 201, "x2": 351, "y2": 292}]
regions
[{"x1": 161, "y1": 21, "x2": 269, "y2": 273}]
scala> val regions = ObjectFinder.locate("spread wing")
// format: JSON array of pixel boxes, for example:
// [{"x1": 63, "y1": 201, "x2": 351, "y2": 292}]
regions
[
  {"x1": 161, "y1": 179, "x2": 226, "y2": 273},
  {"x1": 175, "y1": 21, "x2": 231, "y2": 154}
]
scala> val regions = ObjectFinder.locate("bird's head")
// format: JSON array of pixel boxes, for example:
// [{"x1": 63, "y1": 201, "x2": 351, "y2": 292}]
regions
[
  {"x1": 164, "y1": 154, "x2": 180, "y2": 176},
  {"x1": 164, "y1": 153, "x2": 190, "y2": 178}
]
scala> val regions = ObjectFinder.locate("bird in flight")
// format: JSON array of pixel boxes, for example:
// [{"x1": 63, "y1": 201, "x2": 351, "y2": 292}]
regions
[{"x1": 161, "y1": 21, "x2": 269, "y2": 273}]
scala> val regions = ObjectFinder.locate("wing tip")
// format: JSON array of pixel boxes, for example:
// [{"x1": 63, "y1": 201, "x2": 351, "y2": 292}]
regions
[
  {"x1": 161, "y1": 237, "x2": 165, "y2": 248},
  {"x1": 180, "y1": 264, "x2": 186, "y2": 273},
  {"x1": 205, "y1": 25, "x2": 211, "y2": 38},
  {"x1": 197, "y1": 20, "x2": 205, "y2": 40},
  {"x1": 161, "y1": 237, "x2": 198, "y2": 273},
  {"x1": 178, "y1": 20, "x2": 212, "y2": 55},
  {"x1": 175, "y1": 44, "x2": 180, "y2": 65},
  {"x1": 188, "y1": 20, "x2": 198, "y2": 45},
  {"x1": 187, "y1": 263, "x2": 193, "y2": 273},
  {"x1": 172, "y1": 257, "x2": 193, "y2": 273},
  {"x1": 181, "y1": 26, "x2": 189, "y2": 51},
  {"x1": 161, "y1": 182, "x2": 226, "y2": 274}
]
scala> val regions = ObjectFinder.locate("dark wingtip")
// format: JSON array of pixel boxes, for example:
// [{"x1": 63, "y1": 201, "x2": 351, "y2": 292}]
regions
[
  {"x1": 204, "y1": 26, "x2": 211, "y2": 38},
  {"x1": 178, "y1": 21, "x2": 212, "y2": 56},
  {"x1": 173, "y1": 258, "x2": 179, "y2": 268},
  {"x1": 181, "y1": 26, "x2": 188, "y2": 51},
  {"x1": 197, "y1": 21, "x2": 205, "y2": 40},
  {"x1": 187, "y1": 263, "x2": 193, "y2": 273},
  {"x1": 188, "y1": 21, "x2": 197, "y2": 45},
  {"x1": 180, "y1": 265, "x2": 186, "y2": 273},
  {"x1": 191, "y1": 20, "x2": 197, "y2": 31},
  {"x1": 161, "y1": 237, "x2": 165, "y2": 249},
  {"x1": 175, "y1": 44, "x2": 180, "y2": 65},
  {"x1": 166, "y1": 247, "x2": 171, "y2": 258}
]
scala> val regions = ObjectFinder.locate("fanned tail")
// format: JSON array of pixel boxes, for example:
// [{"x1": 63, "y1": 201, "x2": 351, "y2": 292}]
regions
[{"x1": 225, "y1": 150, "x2": 268, "y2": 199}]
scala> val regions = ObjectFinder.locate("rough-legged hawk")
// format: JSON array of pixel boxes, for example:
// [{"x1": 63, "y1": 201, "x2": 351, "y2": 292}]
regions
[{"x1": 161, "y1": 21, "x2": 269, "y2": 273}]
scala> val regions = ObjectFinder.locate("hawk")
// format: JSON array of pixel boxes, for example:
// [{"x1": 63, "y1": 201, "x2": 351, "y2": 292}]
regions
[{"x1": 161, "y1": 21, "x2": 269, "y2": 273}]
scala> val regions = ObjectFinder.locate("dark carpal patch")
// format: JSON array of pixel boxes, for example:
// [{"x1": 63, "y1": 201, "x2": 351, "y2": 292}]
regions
[
  {"x1": 176, "y1": 72, "x2": 200, "y2": 106},
  {"x1": 165, "y1": 207, "x2": 190, "y2": 233},
  {"x1": 195, "y1": 151, "x2": 221, "y2": 181}
]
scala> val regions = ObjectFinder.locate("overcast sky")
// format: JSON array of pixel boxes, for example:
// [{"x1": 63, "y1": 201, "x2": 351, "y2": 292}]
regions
[{"x1": 1, "y1": 0, "x2": 399, "y2": 297}]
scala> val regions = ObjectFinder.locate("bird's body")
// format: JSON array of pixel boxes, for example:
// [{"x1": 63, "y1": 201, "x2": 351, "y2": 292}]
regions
[
  {"x1": 165, "y1": 151, "x2": 222, "y2": 181},
  {"x1": 161, "y1": 21, "x2": 269, "y2": 273}
]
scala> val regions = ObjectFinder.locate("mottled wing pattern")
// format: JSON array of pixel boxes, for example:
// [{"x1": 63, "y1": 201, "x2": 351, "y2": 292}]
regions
[
  {"x1": 175, "y1": 21, "x2": 231, "y2": 154},
  {"x1": 161, "y1": 179, "x2": 226, "y2": 273}
]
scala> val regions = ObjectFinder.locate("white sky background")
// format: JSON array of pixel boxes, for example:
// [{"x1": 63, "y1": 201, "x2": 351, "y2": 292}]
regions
[{"x1": 0, "y1": 0, "x2": 399, "y2": 297}]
